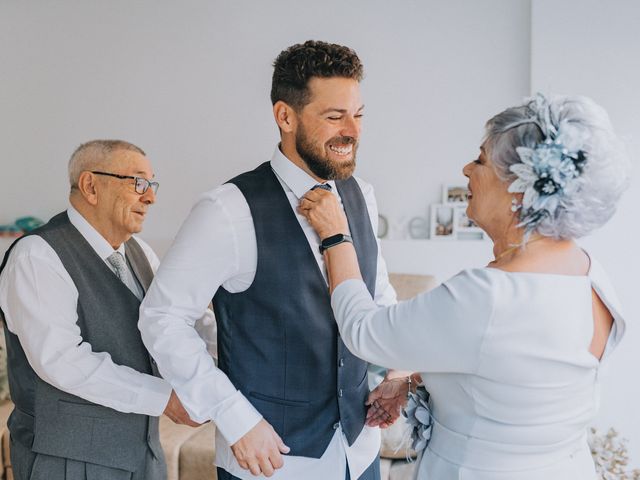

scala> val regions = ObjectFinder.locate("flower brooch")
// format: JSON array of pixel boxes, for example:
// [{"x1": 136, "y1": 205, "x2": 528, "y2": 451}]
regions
[{"x1": 402, "y1": 385, "x2": 433, "y2": 452}]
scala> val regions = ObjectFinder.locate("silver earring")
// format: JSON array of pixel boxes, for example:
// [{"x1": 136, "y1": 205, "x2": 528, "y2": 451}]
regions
[{"x1": 510, "y1": 198, "x2": 521, "y2": 212}]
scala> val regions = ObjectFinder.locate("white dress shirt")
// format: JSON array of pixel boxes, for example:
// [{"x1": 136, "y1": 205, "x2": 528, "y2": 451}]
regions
[
  {"x1": 331, "y1": 257, "x2": 626, "y2": 480},
  {"x1": 139, "y1": 147, "x2": 396, "y2": 479},
  {"x1": 0, "y1": 205, "x2": 173, "y2": 415}
]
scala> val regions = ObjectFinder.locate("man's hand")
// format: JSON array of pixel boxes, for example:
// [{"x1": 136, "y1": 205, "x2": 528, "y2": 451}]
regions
[
  {"x1": 163, "y1": 390, "x2": 202, "y2": 427},
  {"x1": 366, "y1": 377, "x2": 410, "y2": 429},
  {"x1": 231, "y1": 419, "x2": 290, "y2": 477}
]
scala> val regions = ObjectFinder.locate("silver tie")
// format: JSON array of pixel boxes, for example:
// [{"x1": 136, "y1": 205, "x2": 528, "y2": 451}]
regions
[{"x1": 107, "y1": 252, "x2": 142, "y2": 300}]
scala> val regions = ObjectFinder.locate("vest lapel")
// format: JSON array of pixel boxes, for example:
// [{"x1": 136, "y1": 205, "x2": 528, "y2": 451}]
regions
[
  {"x1": 335, "y1": 177, "x2": 378, "y2": 297},
  {"x1": 125, "y1": 238, "x2": 154, "y2": 293}
]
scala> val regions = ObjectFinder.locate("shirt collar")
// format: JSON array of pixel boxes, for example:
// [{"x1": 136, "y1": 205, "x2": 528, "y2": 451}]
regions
[
  {"x1": 269, "y1": 145, "x2": 335, "y2": 200},
  {"x1": 67, "y1": 204, "x2": 126, "y2": 261}
]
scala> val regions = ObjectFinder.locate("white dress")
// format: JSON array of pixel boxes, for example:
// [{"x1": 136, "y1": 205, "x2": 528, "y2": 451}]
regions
[{"x1": 331, "y1": 256, "x2": 625, "y2": 479}]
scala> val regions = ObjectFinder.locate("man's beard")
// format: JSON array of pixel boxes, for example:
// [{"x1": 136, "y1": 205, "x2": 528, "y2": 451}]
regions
[{"x1": 295, "y1": 124, "x2": 358, "y2": 181}]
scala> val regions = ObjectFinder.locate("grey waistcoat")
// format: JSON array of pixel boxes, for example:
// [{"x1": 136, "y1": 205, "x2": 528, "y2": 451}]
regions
[
  {"x1": 213, "y1": 162, "x2": 378, "y2": 458},
  {"x1": 0, "y1": 212, "x2": 162, "y2": 472}
]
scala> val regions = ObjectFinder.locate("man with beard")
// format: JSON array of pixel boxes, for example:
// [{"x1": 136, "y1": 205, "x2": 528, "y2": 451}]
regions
[{"x1": 139, "y1": 41, "x2": 396, "y2": 480}]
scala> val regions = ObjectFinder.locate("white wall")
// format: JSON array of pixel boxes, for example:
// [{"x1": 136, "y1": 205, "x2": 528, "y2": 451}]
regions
[
  {"x1": 531, "y1": 0, "x2": 640, "y2": 461},
  {"x1": 0, "y1": 0, "x2": 530, "y2": 256},
  {"x1": 5, "y1": 0, "x2": 638, "y2": 466}
]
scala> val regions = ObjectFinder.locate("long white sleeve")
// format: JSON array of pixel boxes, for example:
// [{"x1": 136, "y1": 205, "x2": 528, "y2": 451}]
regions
[
  {"x1": 0, "y1": 236, "x2": 172, "y2": 416},
  {"x1": 331, "y1": 269, "x2": 495, "y2": 373},
  {"x1": 139, "y1": 186, "x2": 262, "y2": 445}
]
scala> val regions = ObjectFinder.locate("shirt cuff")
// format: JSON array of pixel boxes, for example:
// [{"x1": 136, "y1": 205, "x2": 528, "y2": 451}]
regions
[
  {"x1": 135, "y1": 375, "x2": 173, "y2": 417},
  {"x1": 210, "y1": 391, "x2": 263, "y2": 445}
]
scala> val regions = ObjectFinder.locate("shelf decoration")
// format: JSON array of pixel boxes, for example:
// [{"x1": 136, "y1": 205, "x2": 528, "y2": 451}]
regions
[
  {"x1": 430, "y1": 184, "x2": 485, "y2": 240},
  {"x1": 0, "y1": 216, "x2": 44, "y2": 238}
]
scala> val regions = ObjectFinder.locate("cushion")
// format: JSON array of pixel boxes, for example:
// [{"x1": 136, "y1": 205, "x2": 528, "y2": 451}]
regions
[
  {"x1": 178, "y1": 423, "x2": 217, "y2": 480},
  {"x1": 159, "y1": 415, "x2": 208, "y2": 480}
]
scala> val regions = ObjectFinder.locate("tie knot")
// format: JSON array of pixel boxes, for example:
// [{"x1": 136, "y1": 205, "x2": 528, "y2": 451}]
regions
[
  {"x1": 107, "y1": 252, "x2": 128, "y2": 280},
  {"x1": 312, "y1": 183, "x2": 332, "y2": 192}
]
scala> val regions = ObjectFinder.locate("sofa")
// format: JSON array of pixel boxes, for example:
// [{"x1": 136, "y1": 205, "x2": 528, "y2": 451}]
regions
[{"x1": 0, "y1": 273, "x2": 438, "y2": 480}]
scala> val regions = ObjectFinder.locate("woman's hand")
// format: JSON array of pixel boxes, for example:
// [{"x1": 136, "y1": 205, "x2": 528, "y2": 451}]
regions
[
  {"x1": 365, "y1": 377, "x2": 410, "y2": 428},
  {"x1": 298, "y1": 188, "x2": 349, "y2": 239},
  {"x1": 299, "y1": 186, "x2": 362, "y2": 293}
]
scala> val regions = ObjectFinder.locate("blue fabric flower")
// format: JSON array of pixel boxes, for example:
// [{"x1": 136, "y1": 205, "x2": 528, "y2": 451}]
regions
[
  {"x1": 402, "y1": 386, "x2": 433, "y2": 452},
  {"x1": 507, "y1": 94, "x2": 589, "y2": 232}
]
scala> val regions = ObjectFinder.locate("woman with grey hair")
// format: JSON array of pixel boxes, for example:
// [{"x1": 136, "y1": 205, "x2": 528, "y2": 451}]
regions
[{"x1": 298, "y1": 94, "x2": 629, "y2": 479}]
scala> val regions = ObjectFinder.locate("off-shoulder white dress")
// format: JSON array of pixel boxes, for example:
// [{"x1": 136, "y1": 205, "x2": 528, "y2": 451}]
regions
[{"x1": 331, "y1": 257, "x2": 625, "y2": 480}]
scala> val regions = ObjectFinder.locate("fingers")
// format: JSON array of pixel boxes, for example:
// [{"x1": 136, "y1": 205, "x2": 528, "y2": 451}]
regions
[
  {"x1": 367, "y1": 412, "x2": 397, "y2": 428},
  {"x1": 380, "y1": 419, "x2": 395, "y2": 429},
  {"x1": 276, "y1": 434, "x2": 291, "y2": 455},
  {"x1": 302, "y1": 188, "x2": 329, "y2": 202},
  {"x1": 247, "y1": 450, "x2": 282, "y2": 478},
  {"x1": 300, "y1": 188, "x2": 336, "y2": 209},
  {"x1": 366, "y1": 388, "x2": 382, "y2": 406},
  {"x1": 366, "y1": 400, "x2": 381, "y2": 417},
  {"x1": 271, "y1": 451, "x2": 284, "y2": 470},
  {"x1": 366, "y1": 408, "x2": 388, "y2": 426},
  {"x1": 258, "y1": 455, "x2": 275, "y2": 477},
  {"x1": 296, "y1": 202, "x2": 310, "y2": 216},
  {"x1": 231, "y1": 420, "x2": 288, "y2": 477},
  {"x1": 244, "y1": 450, "x2": 283, "y2": 477},
  {"x1": 164, "y1": 390, "x2": 193, "y2": 424},
  {"x1": 298, "y1": 191, "x2": 331, "y2": 213},
  {"x1": 248, "y1": 460, "x2": 262, "y2": 476},
  {"x1": 167, "y1": 413, "x2": 201, "y2": 427},
  {"x1": 164, "y1": 392, "x2": 202, "y2": 427},
  {"x1": 366, "y1": 410, "x2": 390, "y2": 426},
  {"x1": 366, "y1": 396, "x2": 403, "y2": 427}
]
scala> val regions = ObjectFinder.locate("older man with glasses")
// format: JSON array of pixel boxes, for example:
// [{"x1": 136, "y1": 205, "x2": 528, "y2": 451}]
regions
[{"x1": 0, "y1": 140, "x2": 206, "y2": 480}]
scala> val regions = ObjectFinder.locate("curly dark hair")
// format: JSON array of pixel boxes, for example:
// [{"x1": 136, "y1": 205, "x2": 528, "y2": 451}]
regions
[{"x1": 270, "y1": 40, "x2": 364, "y2": 110}]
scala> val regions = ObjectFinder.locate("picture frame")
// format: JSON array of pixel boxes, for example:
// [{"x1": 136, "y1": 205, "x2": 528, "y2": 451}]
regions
[
  {"x1": 453, "y1": 205, "x2": 485, "y2": 240},
  {"x1": 430, "y1": 204, "x2": 456, "y2": 240},
  {"x1": 454, "y1": 205, "x2": 482, "y2": 233},
  {"x1": 442, "y1": 184, "x2": 470, "y2": 205}
]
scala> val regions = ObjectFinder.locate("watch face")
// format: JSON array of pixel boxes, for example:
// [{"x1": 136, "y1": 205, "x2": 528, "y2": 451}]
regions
[
  {"x1": 319, "y1": 233, "x2": 352, "y2": 253},
  {"x1": 322, "y1": 233, "x2": 342, "y2": 245}
]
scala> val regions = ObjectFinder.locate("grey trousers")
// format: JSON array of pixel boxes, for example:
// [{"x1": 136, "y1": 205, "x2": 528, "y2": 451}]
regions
[
  {"x1": 10, "y1": 437, "x2": 167, "y2": 480},
  {"x1": 217, "y1": 456, "x2": 381, "y2": 480}
]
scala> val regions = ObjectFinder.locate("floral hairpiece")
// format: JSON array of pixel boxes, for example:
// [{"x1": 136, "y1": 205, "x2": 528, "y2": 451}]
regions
[{"x1": 507, "y1": 94, "x2": 588, "y2": 231}]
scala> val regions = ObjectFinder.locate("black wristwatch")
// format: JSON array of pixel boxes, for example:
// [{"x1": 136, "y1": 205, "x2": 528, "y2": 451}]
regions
[{"x1": 319, "y1": 233, "x2": 353, "y2": 254}]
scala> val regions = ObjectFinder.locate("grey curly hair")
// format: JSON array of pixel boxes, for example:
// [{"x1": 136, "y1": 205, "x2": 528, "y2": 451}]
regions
[{"x1": 484, "y1": 94, "x2": 630, "y2": 239}]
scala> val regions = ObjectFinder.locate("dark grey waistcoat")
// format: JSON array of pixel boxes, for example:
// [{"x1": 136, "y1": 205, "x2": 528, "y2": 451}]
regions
[
  {"x1": 0, "y1": 212, "x2": 162, "y2": 472},
  {"x1": 213, "y1": 162, "x2": 378, "y2": 458}
]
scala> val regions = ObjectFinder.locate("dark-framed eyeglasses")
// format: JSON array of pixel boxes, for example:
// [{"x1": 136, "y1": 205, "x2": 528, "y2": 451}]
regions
[{"x1": 91, "y1": 171, "x2": 159, "y2": 195}]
